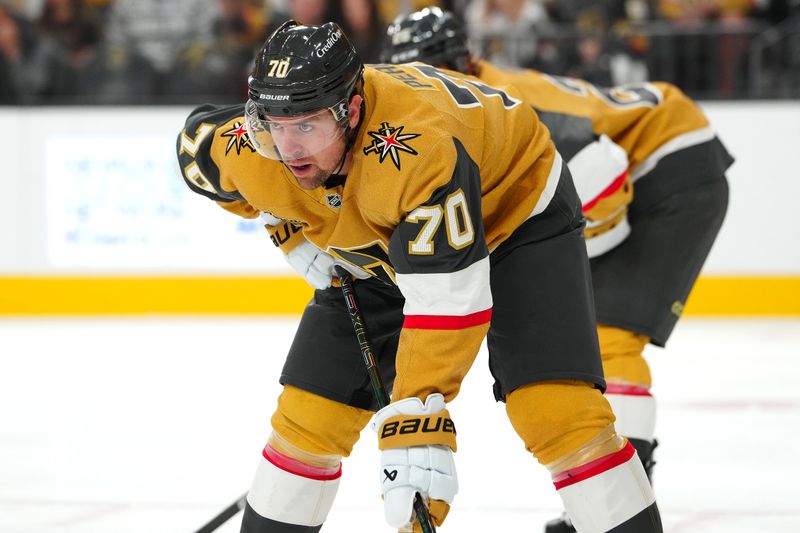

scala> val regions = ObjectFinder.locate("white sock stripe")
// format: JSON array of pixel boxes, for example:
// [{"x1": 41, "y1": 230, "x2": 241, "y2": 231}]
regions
[
  {"x1": 557, "y1": 452, "x2": 656, "y2": 533},
  {"x1": 247, "y1": 455, "x2": 339, "y2": 526},
  {"x1": 606, "y1": 393, "x2": 657, "y2": 441}
]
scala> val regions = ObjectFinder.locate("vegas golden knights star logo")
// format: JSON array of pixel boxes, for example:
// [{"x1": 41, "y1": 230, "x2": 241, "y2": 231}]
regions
[
  {"x1": 221, "y1": 121, "x2": 256, "y2": 155},
  {"x1": 363, "y1": 122, "x2": 420, "y2": 170}
]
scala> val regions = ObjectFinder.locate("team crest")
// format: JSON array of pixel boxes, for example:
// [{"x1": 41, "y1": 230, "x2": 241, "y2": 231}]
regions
[
  {"x1": 325, "y1": 193, "x2": 342, "y2": 209},
  {"x1": 363, "y1": 122, "x2": 420, "y2": 170},
  {"x1": 221, "y1": 121, "x2": 255, "y2": 155}
]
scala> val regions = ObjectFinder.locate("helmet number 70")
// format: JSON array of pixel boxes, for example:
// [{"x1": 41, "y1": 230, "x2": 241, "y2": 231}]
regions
[{"x1": 268, "y1": 59, "x2": 291, "y2": 78}]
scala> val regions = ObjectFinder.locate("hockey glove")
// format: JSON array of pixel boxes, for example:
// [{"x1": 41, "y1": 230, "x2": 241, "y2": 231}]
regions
[
  {"x1": 285, "y1": 239, "x2": 337, "y2": 290},
  {"x1": 371, "y1": 393, "x2": 458, "y2": 529}
]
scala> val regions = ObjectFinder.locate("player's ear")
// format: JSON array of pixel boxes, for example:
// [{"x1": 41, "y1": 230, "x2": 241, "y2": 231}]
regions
[{"x1": 348, "y1": 94, "x2": 363, "y2": 129}]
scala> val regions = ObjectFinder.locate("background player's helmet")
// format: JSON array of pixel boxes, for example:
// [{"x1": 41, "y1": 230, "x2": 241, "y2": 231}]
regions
[
  {"x1": 380, "y1": 7, "x2": 469, "y2": 72},
  {"x1": 245, "y1": 20, "x2": 364, "y2": 160}
]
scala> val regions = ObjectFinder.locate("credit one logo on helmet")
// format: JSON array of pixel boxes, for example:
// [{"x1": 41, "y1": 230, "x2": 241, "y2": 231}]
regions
[{"x1": 316, "y1": 30, "x2": 342, "y2": 57}]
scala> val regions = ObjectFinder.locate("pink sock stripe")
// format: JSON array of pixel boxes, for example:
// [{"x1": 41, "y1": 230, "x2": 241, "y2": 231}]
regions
[
  {"x1": 262, "y1": 445, "x2": 342, "y2": 481},
  {"x1": 403, "y1": 308, "x2": 492, "y2": 330},
  {"x1": 582, "y1": 170, "x2": 629, "y2": 212},
  {"x1": 605, "y1": 383, "x2": 652, "y2": 397},
  {"x1": 552, "y1": 441, "x2": 636, "y2": 490}
]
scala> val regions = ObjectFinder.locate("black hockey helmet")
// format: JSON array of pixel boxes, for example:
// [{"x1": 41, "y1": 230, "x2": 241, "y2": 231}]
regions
[
  {"x1": 245, "y1": 20, "x2": 365, "y2": 161},
  {"x1": 380, "y1": 7, "x2": 470, "y2": 72}
]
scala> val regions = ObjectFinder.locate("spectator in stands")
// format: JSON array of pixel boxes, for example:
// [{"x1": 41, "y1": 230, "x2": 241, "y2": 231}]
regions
[
  {"x1": 0, "y1": 3, "x2": 65, "y2": 104},
  {"x1": 165, "y1": 0, "x2": 269, "y2": 104},
  {"x1": 566, "y1": 33, "x2": 613, "y2": 85},
  {"x1": 36, "y1": 0, "x2": 89, "y2": 49},
  {"x1": 329, "y1": 0, "x2": 385, "y2": 62},
  {"x1": 714, "y1": 0, "x2": 755, "y2": 96},
  {"x1": 266, "y1": 0, "x2": 330, "y2": 34},
  {"x1": 464, "y1": 0, "x2": 549, "y2": 67},
  {"x1": 105, "y1": 0, "x2": 218, "y2": 94},
  {"x1": 55, "y1": 16, "x2": 160, "y2": 104}
]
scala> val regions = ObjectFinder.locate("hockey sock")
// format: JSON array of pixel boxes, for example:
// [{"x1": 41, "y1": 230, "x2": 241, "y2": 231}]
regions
[
  {"x1": 598, "y1": 325, "x2": 658, "y2": 482},
  {"x1": 241, "y1": 386, "x2": 373, "y2": 532},
  {"x1": 241, "y1": 435, "x2": 341, "y2": 533},
  {"x1": 547, "y1": 427, "x2": 661, "y2": 533},
  {"x1": 605, "y1": 383, "x2": 657, "y2": 481}
]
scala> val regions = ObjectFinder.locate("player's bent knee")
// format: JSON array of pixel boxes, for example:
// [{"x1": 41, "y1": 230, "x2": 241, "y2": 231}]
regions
[
  {"x1": 505, "y1": 380, "x2": 617, "y2": 466},
  {"x1": 270, "y1": 385, "x2": 372, "y2": 457},
  {"x1": 597, "y1": 325, "x2": 651, "y2": 387}
]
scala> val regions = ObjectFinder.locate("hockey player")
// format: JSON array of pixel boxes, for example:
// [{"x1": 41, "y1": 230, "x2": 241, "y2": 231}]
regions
[
  {"x1": 177, "y1": 21, "x2": 664, "y2": 533},
  {"x1": 381, "y1": 8, "x2": 732, "y2": 533}
]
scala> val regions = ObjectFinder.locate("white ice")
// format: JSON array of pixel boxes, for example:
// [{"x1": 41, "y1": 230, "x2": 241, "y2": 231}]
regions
[{"x1": 1, "y1": 317, "x2": 798, "y2": 533}]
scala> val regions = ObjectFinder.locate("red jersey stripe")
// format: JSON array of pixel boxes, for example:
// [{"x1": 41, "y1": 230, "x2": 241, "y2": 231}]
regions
[
  {"x1": 582, "y1": 170, "x2": 629, "y2": 212},
  {"x1": 403, "y1": 308, "x2": 493, "y2": 330}
]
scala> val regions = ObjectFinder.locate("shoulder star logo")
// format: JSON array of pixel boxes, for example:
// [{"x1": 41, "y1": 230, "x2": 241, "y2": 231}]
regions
[
  {"x1": 221, "y1": 121, "x2": 255, "y2": 155},
  {"x1": 363, "y1": 122, "x2": 420, "y2": 170}
]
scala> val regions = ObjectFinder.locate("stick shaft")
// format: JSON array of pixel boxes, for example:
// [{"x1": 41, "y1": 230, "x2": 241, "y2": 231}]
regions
[
  {"x1": 194, "y1": 494, "x2": 246, "y2": 533},
  {"x1": 336, "y1": 269, "x2": 437, "y2": 533}
]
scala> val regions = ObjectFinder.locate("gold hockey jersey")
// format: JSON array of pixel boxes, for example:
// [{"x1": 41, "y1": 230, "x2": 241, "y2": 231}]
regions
[
  {"x1": 177, "y1": 63, "x2": 562, "y2": 402},
  {"x1": 475, "y1": 59, "x2": 733, "y2": 257}
]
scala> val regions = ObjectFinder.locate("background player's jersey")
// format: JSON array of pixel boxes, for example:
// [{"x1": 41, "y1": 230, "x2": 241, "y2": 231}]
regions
[
  {"x1": 177, "y1": 63, "x2": 561, "y2": 401},
  {"x1": 475, "y1": 59, "x2": 733, "y2": 257}
]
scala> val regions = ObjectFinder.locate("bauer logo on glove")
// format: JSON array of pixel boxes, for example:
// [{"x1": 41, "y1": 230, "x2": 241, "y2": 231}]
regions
[{"x1": 379, "y1": 414, "x2": 457, "y2": 450}]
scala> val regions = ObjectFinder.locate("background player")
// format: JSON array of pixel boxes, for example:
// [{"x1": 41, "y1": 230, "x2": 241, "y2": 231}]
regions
[{"x1": 381, "y1": 8, "x2": 731, "y2": 532}]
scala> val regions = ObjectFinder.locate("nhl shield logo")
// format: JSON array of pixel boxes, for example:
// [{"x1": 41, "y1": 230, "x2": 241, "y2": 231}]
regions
[{"x1": 326, "y1": 193, "x2": 342, "y2": 209}]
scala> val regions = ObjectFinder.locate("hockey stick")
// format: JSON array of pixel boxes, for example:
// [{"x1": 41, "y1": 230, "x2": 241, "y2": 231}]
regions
[
  {"x1": 335, "y1": 267, "x2": 437, "y2": 533},
  {"x1": 193, "y1": 493, "x2": 246, "y2": 533}
]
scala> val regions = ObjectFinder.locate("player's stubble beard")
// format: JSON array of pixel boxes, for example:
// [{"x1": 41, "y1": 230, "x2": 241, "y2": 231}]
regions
[{"x1": 291, "y1": 138, "x2": 349, "y2": 190}]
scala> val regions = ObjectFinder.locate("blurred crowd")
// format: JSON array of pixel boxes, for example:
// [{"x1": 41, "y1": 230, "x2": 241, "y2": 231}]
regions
[{"x1": 0, "y1": 0, "x2": 798, "y2": 104}]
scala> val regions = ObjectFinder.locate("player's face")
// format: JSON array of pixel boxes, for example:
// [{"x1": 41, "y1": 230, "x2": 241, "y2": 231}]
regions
[
  {"x1": 266, "y1": 112, "x2": 346, "y2": 189},
  {"x1": 244, "y1": 95, "x2": 362, "y2": 189}
]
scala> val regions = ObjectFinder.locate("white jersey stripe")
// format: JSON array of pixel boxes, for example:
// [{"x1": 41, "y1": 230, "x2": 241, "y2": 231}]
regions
[
  {"x1": 568, "y1": 134, "x2": 629, "y2": 206},
  {"x1": 585, "y1": 217, "x2": 630, "y2": 258},
  {"x1": 396, "y1": 256, "x2": 492, "y2": 317},
  {"x1": 631, "y1": 126, "x2": 716, "y2": 181},
  {"x1": 529, "y1": 151, "x2": 563, "y2": 218}
]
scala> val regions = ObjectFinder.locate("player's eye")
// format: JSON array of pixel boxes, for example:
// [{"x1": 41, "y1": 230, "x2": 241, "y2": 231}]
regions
[
  {"x1": 297, "y1": 122, "x2": 314, "y2": 133},
  {"x1": 267, "y1": 122, "x2": 283, "y2": 131}
]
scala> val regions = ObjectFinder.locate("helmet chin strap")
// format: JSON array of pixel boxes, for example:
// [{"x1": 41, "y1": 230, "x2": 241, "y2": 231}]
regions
[{"x1": 329, "y1": 98, "x2": 366, "y2": 177}]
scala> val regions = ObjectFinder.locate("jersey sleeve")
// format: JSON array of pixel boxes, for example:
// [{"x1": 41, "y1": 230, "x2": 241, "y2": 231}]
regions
[
  {"x1": 176, "y1": 103, "x2": 257, "y2": 217},
  {"x1": 387, "y1": 137, "x2": 492, "y2": 404},
  {"x1": 263, "y1": 215, "x2": 306, "y2": 255}
]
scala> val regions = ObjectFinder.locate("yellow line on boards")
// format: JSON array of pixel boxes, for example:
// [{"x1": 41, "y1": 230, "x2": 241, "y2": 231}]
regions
[
  {"x1": 0, "y1": 276, "x2": 314, "y2": 315},
  {"x1": 684, "y1": 276, "x2": 800, "y2": 316},
  {"x1": 0, "y1": 276, "x2": 798, "y2": 316}
]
